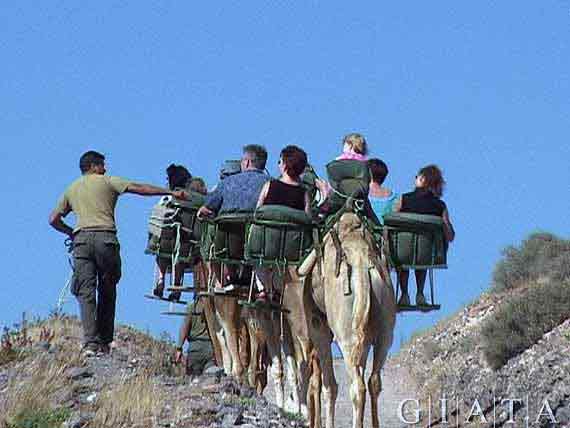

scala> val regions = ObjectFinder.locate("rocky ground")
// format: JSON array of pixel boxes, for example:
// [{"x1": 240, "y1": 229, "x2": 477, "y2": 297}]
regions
[
  {"x1": 391, "y1": 291, "x2": 570, "y2": 427},
  {"x1": 0, "y1": 316, "x2": 306, "y2": 428}
]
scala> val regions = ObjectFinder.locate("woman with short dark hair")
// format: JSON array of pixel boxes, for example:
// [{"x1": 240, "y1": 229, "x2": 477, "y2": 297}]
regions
[
  {"x1": 368, "y1": 158, "x2": 398, "y2": 224},
  {"x1": 256, "y1": 145, "x2": 311, "y2": 214}
]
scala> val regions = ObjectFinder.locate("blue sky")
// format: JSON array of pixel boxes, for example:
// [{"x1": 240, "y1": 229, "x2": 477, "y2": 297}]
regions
[{"x1": 1, "y1": 2, "x2": 568, "y2": 352}]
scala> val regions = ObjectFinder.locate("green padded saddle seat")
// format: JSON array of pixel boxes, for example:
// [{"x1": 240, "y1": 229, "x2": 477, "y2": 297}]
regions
[
  {"x1": 383, "y1": 212, "x2": 448, "y2": 269},
  {"x1": 326, "y1": 160, "x2": 371, "y2": 213},
  {"x1": 245, "y1": 205, "x2": 314, "y2": 266},
  {"x1": 200, "y1": 211, "x2": 253, "y2": 263}
]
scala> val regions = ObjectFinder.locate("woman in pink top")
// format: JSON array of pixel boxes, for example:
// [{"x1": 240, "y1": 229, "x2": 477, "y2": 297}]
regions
[
  {"x1": 316, "y1": 132, "x2": 369, "y2": 199},
  {"x1": 335, "y1": 132, "x2": 369, "y2": 161}
]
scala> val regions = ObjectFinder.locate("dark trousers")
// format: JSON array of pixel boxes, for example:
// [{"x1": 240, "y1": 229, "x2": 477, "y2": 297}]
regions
[
  {"x1": 71, "y1": 230, "x2": 122, "y2": 345},
  {"x1": 186, "y1": 340, "x2": 215, "y2": 376}
]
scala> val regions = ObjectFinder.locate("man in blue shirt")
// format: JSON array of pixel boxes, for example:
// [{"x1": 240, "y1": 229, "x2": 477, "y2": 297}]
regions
[
  {"x1": 198, "y1": 144, "x2": 269, "y2": 216},
  {"x1": 198, "y1": 145, "x2": 269, "y2": 292}
]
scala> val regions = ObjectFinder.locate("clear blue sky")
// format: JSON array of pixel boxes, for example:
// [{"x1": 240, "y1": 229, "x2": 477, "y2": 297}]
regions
[{"x1": 1, "y1": 2, "x2": 568, "y2": 352}]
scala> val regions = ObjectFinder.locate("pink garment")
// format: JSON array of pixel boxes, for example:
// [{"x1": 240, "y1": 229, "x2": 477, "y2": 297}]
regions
[{"x1": 336, "y1": 150, "x2": 368, "y2": 161}]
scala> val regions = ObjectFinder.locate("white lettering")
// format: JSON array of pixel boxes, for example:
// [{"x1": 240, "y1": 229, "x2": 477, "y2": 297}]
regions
[
  {"x1": 465, "y1": 399, "x2": 487, "y2": 423},
  {"x1": 535, "y1": 399, "x2": 557, "y2": 424},
  {"x1": 398, "y1": 398, "x2": 421, "y2": 424},
  {"x1": 501, "y1": 398, "x2": 522, "y2": 424}
]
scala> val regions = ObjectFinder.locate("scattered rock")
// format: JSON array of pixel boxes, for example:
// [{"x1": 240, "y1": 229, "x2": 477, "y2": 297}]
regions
[{"x1": 68, "y1": 367, "x2": 94, "y2": 380}]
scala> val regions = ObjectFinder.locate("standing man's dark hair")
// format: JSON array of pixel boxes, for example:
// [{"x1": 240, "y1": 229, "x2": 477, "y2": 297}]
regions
[
  {"x1": 80, "y1": 151, "x2": 106, "y2": 174},
  {"x1": 242, "y1": 144, "x2": 268, "y2": 170},
  {"x1": 49, "y1": 152, "x2": 188, "y2": 356}
]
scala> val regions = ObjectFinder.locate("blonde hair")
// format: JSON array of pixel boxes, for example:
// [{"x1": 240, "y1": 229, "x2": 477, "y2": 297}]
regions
[{"x1": 342, "y1": 133, "x2": 368, "y2": 155}]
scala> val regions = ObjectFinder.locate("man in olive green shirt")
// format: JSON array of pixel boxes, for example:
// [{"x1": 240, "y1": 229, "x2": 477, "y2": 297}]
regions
[
  {"x1": 174, "y1": 300, "x2": 216, "y2": 376},
  {"x1": 49, "y1": 151, "x2": 186, "y2": 355}
]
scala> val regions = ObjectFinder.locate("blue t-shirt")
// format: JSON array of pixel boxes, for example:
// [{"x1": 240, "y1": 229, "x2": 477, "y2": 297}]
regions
[
  {"x1": 205, "y1": 169, "x2": 270, "y2": 213},
  {"x1": 370, "y1": 191, "x2": 399, "y2": 225}
]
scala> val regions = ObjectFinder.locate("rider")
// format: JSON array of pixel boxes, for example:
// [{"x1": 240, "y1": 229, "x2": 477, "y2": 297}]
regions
[
  {"x1": 197, "y1": 145, "x2": 269, "y2": 291},
  {"x1": 368, "y1": 158, "x2": 398, "y2": 224},
  {"x1": 153, "y1": 164, "x2": 193, "y2": 300},
  {"x1": 255, "y1": 145, "x2": 311, "y2": 301},
  {"x1": 393, "y1": 164, "x2": 455, "y2": 306},
  {"x1": 49, "y1": 151, "x2": 186, "y2": 355}
]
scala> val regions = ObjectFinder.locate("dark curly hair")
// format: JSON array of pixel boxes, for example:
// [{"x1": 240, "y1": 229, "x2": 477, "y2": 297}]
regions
[
  {"x1": 418, "y1": 164, "x2": 445, "y2": 197},
  {"x1": 166, "y1": 164, "x2": 192, "y2": 190},
  {"x1": 280, "y1": 145, "x2": 308, "y2": 179}
]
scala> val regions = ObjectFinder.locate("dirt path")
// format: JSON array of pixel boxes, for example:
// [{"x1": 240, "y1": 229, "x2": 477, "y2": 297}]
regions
[{"x1": 266, "y1": 355, "x2": 417, "y2": 428}]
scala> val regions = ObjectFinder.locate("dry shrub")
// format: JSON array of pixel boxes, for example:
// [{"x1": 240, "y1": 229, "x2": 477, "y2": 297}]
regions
[
  {"x1": 482, "y1": 279, "x2": 570, "y2": 370},
  {"x1": 492, "y1": 232, "x2": 570, "y2": 292},
  {"x1": 0, "y1": 349, "x2": 82, "y2": 427},
  {"x1": 93, "y1": 370, "x2": 169, "y2": 427}
]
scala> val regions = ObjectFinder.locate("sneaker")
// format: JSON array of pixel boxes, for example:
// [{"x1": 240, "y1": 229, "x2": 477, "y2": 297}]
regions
[
  {"x1": 256, "y1": 291, "x2": 268, "y2": 303},
  {"x1": 223, "y1": 283, "x2": 237, "y2": 292},
  {"x1": 81, "y1": 343, "x2": 99, "y2": 357},
  {"x1": 416, "y1": 293, "x2": 428, "y2": 306},
  {"x1": 397, "y1": 293, "x2": 410, "y2": 306}
]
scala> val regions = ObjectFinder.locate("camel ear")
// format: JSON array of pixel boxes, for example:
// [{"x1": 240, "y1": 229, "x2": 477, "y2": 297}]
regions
[{"x1": 296, "y1": 249, "x2": 318, "y2": 277}]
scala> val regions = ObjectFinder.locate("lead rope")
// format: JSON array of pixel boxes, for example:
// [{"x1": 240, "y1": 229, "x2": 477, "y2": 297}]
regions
[{"x1": 55, "y1": 238, "x2": 74, "y2": 314}]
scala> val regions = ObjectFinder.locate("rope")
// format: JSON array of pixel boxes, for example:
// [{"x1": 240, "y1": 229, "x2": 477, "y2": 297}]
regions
[{"x1": 55, "y1": 238, "x2": 75, "y2": 313}]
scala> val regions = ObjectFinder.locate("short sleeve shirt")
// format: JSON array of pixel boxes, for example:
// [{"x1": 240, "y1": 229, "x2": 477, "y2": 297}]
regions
[
  {"x1": 401, "y1": 188, "x2": 446, "y2": 217},
  {"x1": 54, "y1": 174, "x2": 131, "y2": 232}
]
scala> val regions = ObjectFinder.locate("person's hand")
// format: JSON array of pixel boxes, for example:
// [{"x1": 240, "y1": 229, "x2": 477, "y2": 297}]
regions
[
  {"x1": 197, "y1": 206, "x2": 214, "y2": 219},
  {"x1": 172, "y1": 190, "x2": 187, "y2": 200},
  {"x1": 174, "y1": 349, "x2": 183, "y2": 364},
  {"x1": 314, "y1": 179, "x2": 330, "y2": 199}
]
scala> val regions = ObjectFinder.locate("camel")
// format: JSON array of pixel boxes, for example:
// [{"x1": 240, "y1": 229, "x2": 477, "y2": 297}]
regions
[{"x1": 301, "y1": 210, "x2": 397, "y2": 428}]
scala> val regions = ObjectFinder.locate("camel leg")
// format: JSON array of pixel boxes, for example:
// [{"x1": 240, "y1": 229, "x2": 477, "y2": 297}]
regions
[
  {"x1": 342, "y1": 352, "x2": 367, "y2": 428},
  {"x1": 319, "y1": 345, "x2": 337, "y2": 428},
  {"x1": 267, "y1": 336, "x2": 285, "y2": 408},
  {"x1": 307, "y1": 350, "x2": 322, "y2": 428},
  {"x1": 368, "y1": 339, "x2": 390, "y2": 428},
  {"x1": 246, "y1": 321, "x2": 259, "y2": 389},
  {"x1": 215, "y1": 327, "x2": 232, "y2": 375}
]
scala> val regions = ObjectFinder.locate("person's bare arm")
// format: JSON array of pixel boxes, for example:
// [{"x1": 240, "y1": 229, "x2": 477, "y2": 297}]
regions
[
  {"x1": 175, "y1": 312, "x2": 192, "y2": 364},
  {"x1": 48, "y1": 209, "x2": 74, "y2": 238},
  {"x1": 393, "y1": 196, "x2": 403, "y2": 212},
  {"x1": 126, "y1": 183, "x2": 186, "y2": 199},
  {"x1": 442, "y1": 208, "x2": 455, "y2": 243},
  {"x1": 256, "y1": 181, "x2": 270, "y2": 208},
  {"x1": 304, "y1": 190, "x2": 312, "y2": 216}
]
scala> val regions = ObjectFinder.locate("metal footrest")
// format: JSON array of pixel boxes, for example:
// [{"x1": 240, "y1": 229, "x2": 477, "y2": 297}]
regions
[
  {"x1": 197, "y1": 291, "x2": 247, "y2": 299},
  {"x1": 143, "y1": 294, "x2": 188, "y2": 305},
  {"x1": 166, "y1": 286, "x2": 196, "y2": 292},
  {"x1": 160, "y1": 311, "x2": 188, "y2": 316},
  {"x1": 397, "y1": 304, "x2": 441, "y2": 313}
]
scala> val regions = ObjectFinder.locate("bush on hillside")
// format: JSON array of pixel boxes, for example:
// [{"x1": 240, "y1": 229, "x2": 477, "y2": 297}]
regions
[
  {"x1": 492, "y1": 232, "x2": 570, "y2": 292},
  {"x1": 481, "y1": 279, "x2": 570, "y2": 370}
]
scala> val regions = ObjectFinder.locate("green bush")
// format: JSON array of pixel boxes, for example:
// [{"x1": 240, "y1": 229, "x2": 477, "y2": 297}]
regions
[
  {"x1": 492, "y1": 233, "x2": 570, "y2": 292},
  {"x1": 481, "y1": 280, "x2": 570, "y2": 370},
  {"x1": 7, "y1": 408, "x2": 71, "y2": 428}
]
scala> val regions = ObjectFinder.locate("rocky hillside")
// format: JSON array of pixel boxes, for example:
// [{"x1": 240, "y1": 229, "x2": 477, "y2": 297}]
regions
[
  {"x1": 0, "y1": 315, "x2": 305, "y2": 428},
  {"x1": 391, "y1": 289, "x2": 570, "y2": 427}
]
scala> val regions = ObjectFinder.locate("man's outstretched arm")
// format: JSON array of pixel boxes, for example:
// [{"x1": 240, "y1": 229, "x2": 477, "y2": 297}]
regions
[{"x1": 125, "y1": 183, "x2": 186, "y2": 199}]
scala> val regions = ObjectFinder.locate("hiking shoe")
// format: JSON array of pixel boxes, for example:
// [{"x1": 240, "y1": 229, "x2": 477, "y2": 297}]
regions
[
  {"x1": 416, "y1": 293, "x2": 428, "y2": 306},
  {"x1": 98, "y1": 343, "x2": 111, "y2": 355},
  {"x1": 397, "y1": 293, "x2": 410, "y2": 306},
  {"x1": 81, "y1": 343, "x2": 99, "y2": 357}
]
